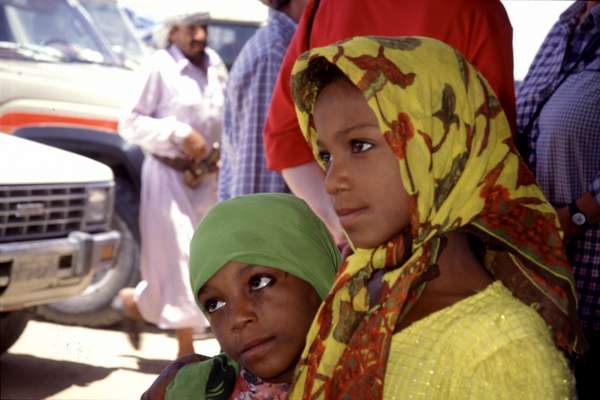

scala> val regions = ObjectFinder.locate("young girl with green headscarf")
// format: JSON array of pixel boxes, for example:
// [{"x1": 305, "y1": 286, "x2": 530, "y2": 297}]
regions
[
  {"x1": 160, "y1": 193, "x2": 340, "y2": 399},
  {"x1": 288, "y1": 36, "x2": 584, "y2": 399}
]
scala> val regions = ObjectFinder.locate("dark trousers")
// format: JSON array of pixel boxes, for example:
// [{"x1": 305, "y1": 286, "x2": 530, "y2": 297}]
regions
[{"x1": 575, "y1": 329, "x2": 599, "y2": 400}]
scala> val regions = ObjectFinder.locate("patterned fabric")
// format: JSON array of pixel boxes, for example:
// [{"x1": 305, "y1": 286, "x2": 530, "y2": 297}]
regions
[
  {"x1": 516, "y1": 1, "x2": 599, "y2": 171},
  {"x1": 516, "y1": 1, "x2": 600, "y2": 331},
  {"x1": 229, "y1": 369, "x2": 290, "y2": 400},
  {"x1": 571, "y1": 230, "x2": 600, "y2": 331},
  {"x1": 289, "y1": 36, "x2": 584, "y2": 399},
  {"x1": 218, "y1": 9, "x2": 295, "y2": 201}
]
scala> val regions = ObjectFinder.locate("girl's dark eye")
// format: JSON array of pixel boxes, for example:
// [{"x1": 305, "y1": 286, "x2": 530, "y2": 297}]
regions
[
  {"x1": 350, "y1": 140, "x2": 373, "y2": 153},
  {"x1": 204, "y1": 298, "x2": 226, "y2": 313},
  {"x1": 317, "y1": 150, "x2": 331, "y2": 165},
  {"x1": 249, "y1": 274, "x2": 275, "y2": 291}
]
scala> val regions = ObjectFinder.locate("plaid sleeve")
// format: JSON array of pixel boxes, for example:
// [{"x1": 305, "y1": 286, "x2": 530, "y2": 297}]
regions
[
  {"x1": 219, "y1": 20, "x2": 290, "y2": 200},
  {"x1": 589, "y1": 173, "x2": 600, "y2": 204},
  {"x1": 230, "y1": 47, "x2": 287, "y2": 197}
]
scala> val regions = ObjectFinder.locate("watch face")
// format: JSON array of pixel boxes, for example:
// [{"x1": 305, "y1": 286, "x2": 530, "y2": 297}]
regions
[{"x1": 572, "y1": 212, "x2": 587, "y2": 226}]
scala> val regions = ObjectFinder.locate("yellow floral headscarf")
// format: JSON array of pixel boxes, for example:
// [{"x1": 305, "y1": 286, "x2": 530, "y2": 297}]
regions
[{"x1": 290, "y1": 36, "x2": 584, "y2": 399}]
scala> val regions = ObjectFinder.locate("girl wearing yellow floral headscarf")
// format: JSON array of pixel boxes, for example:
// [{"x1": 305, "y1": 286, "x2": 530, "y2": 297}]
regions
[{"x1": 289, "y1": 36, "x2": 585, "y2": 399}]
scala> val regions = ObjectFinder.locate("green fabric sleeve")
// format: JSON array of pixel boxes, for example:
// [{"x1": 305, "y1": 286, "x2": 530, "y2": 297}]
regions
[{"x1": 165, "y1": 354, "x2": 240, "y2": 400}]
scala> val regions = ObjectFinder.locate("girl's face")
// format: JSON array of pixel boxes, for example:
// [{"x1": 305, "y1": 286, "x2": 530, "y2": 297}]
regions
[
  {"x1": 314, "y1": 79, "x2": 411, "y2": 248},
  {"x1": 198, "y1": 262, "x2": 321, "y2": 383}
]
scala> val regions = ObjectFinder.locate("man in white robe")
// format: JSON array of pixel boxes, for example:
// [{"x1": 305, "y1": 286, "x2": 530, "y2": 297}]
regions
[{"x1": 118, "y1": 10, "x2": 227, "y2": 357}]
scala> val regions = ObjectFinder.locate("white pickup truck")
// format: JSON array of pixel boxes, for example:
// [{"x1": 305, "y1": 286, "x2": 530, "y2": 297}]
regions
[
  {"x1": 0, "y1": 0, "x2": 263, "y2": 328},
  {"x1": 0, "y1": 134, "x2": 120, "y2": 354}
]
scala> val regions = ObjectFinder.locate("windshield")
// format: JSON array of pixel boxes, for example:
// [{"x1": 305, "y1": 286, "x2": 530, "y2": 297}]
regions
[
  {"x1": 79, "y1": 0, "x2": 146, "y2": 67},
  {"x1": 0, "y1": 0, "x2": 120, "y2": 66}
]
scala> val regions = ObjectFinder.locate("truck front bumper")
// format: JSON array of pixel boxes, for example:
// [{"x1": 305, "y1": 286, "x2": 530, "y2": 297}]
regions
[{"x1": 0, "y1": 230, "x2": 120, "y2": 311}]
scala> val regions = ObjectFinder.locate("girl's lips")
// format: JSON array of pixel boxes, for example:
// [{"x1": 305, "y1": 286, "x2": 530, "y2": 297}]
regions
[
  {"x1": 336, "y1": 207, "x2": 367, "y2": 226},
  {"x1": 240, "y1": 336, "x2": 276, "y2": 363}
]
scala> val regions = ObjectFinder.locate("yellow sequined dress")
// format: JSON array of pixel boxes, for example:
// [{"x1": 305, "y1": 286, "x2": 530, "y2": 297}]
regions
[{"x1": 383, "y1": 281, "x2": 574, "y2": 399}]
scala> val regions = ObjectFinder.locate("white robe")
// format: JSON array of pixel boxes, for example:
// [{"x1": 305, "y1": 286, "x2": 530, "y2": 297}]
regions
[{"x1": 119, "y1": 45, "x2": 227, "y2": 330}]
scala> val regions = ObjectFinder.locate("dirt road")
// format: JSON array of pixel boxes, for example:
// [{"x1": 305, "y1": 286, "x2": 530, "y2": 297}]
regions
[{"x1": 0, "y1": 319, "x2": 220, "y2": 400}]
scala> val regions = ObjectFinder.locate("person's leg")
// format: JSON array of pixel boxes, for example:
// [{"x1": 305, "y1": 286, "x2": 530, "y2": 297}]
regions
[
  {"x1": 175, "y1": 328, "x2": 195, "y2": 357},
  {"x1": 119, "y1": 289, "x2": 196, "y2": 357},
  {"x1": 116, "y1": 287, "x2": 144, "y2": 350},
  {"x1": 119, "y1": 287, "x2": 143, "y2": 320}
]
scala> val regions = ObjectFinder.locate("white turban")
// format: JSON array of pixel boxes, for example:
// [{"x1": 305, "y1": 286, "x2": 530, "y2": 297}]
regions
[{"x1": 151, "y1": 11, "x2": 211, "y2": 49}]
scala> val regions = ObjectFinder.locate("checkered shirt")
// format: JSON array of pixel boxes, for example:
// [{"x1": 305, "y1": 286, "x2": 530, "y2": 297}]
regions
[
  {"x1": 516, "y1": 1, "x2": 600, "y2": 331},
  {"x1": 218, "y1": 9, "x2": 295, "y2": 201}
]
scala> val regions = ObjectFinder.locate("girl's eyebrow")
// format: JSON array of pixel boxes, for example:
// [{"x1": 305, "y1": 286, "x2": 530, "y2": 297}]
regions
[
  {"x1": 316, "y1": 122, "x2": 379, "y2": 147},
  {"x1": 335, "y1": 122, "x2": 379, "y2": 137},
  {"x1": 198, "y1": 285, "x2": 211, "y2": 296},
  {"x1": 238, "y1": 264, "x2": 257, "y2": 275},
  {"x1": 199, "y1": 264, "x2": 260, "y2": 296}
]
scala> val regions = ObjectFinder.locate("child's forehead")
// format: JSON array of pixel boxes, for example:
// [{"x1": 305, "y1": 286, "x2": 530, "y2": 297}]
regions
[{"x1": 199, "y1": 262, "x2": 280, "y2": 293}]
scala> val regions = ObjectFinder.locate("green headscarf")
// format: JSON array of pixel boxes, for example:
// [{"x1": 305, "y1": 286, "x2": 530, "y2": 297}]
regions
[{"x1": 190, "y1": 193, "x2": 340, "y2": 303}]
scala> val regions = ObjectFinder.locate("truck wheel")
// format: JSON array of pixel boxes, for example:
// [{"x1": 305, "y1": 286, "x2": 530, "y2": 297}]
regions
[
  {"x1": 37, "y1": 180, "x2": 140, "y2": 327},
  {"x1": 0, "y1": 310, "x2": 30, "y2": 354}
]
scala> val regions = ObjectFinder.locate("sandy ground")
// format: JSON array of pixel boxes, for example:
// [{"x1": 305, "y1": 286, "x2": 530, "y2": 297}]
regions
[{"x1": 0, "y1": 318, "x2": 221, "y2": 400}]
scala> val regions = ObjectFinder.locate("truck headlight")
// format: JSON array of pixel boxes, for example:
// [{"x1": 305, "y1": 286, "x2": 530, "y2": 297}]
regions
[{"x1": 85, "y1": 188, "x2": 109, "y2": 223}]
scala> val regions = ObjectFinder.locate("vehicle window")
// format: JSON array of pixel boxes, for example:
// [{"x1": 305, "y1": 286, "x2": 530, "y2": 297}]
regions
[
  {"x1": 0, "y1": 5, "x2": 13, "y2": 41},
  {"x1": 0, "y1": 0, "x2": 117, "y2": 65},
  {"x1": 207, "y1": 22, "x2": 258, "y2": 69},
  {"x1": 80, "y1": 0, "x2": 146, "y2": 65}
]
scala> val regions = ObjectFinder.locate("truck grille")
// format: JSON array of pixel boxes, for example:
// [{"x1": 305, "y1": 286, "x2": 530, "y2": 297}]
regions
[{"x1": 0, "y1": 183, "x2": 111, "y2": 243}]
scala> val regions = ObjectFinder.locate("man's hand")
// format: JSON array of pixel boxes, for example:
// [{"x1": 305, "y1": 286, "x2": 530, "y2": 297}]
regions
[
  {"x1": 181, "y1": 129, "x2": 207, "y2": 162},
  {"x1": 140, "y1": 353, "x2": 209, "y2": 400}
]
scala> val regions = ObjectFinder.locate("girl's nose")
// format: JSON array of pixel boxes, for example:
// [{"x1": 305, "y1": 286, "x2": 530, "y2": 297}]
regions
[
  {"x1": 229, "y1": 296, "x2": 257, "y2": 331},
  {"x1": 324, "y1": 158, "x2": 350, "y2": 195}
]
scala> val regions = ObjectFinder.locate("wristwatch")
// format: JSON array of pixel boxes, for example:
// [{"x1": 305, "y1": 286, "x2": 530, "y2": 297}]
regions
[{"x1": 569, "y1": 201, "x2": 588, "y2": 228}]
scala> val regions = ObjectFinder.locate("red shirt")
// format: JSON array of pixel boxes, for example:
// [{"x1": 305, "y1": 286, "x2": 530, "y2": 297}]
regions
[{"x1": 264, "y1": 0, "x2": 516, "y2": 171}]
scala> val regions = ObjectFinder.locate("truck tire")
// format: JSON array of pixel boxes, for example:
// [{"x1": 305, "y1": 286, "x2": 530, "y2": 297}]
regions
[
  {"x1": 37, "y1": 179, "x2": 140, "y2": 327},
  {"x1": 0, "y1": 310, "x2": 30, "y2": 354}
]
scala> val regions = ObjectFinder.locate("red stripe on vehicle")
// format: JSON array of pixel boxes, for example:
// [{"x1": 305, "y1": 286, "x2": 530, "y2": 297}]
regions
[{"x1": 0, "y1": 112, "x2": 118, "y2": 134}]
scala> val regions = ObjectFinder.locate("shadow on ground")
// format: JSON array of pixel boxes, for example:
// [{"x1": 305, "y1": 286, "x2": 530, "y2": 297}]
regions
[
  {"x1": 0, "y1": 353, "x2": 114, "y2": 399},
  {"x1": 120, "y1": 355, "x2": 172, "y2": 375},
  {"x1": 31, "y1": 313, "x2": 165, "y2": 335}
]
